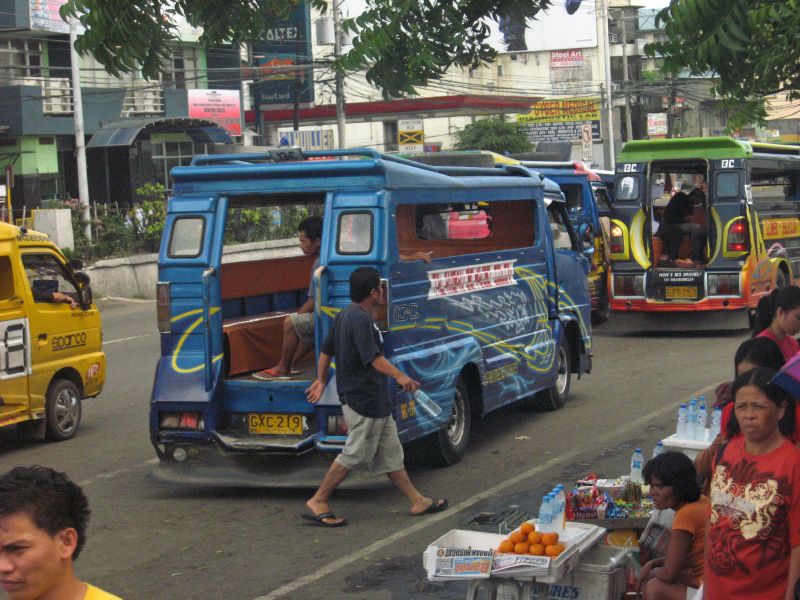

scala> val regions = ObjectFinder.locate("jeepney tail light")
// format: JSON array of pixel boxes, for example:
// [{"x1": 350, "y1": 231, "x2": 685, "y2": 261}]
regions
[
  {"x1": 610, "y1": 225, "x2": 624, "y2": 254},
  {"x1": 327, "y1": 415, "x2": 348, "y2": 436},
  {"x1": 613, "y1": 274, "x2": 644, "y2": 296},
  {"x1": 708, "y1": 274, "x2": 740, "y2": 296},
  {"x1": 160, "y1": 411, "x2": 204, "y2": 430},
  {"x1": 156, "y1": 282, "x2": 171, "y2": 333},
  {"x1": 727, "y1": 219, "x2": 749, "y2": 253}
]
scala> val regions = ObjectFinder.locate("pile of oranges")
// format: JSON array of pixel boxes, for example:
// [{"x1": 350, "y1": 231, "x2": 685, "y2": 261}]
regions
[{"x1": 496, "y1": 522, "x2": 565, "y2": 557}]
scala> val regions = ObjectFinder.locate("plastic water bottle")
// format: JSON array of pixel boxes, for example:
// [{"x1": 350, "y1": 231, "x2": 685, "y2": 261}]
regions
[
  {"x1": 554, "y1": 485, "x2": 566, "y2": 531},
  {"x1": 538, "y1": 495, "x2": 553, "y2": 533},
  {"x1": 630, "y1": 448, "x2": 644, "y2": 483},
  {"x1": 676, "y1": 404, "x2": 688, "y2": 438},
  {"x1": 652, "y1": 441, "x2": 664, "y2": 460},
  {"x1": 709, "y1": 406, "x2": 722, "y2": 440},
  {"x1": 413, "y1": 390, "x2": 442, "y2": 418},
  {"x1": 687, "y1": 399, "x2": 698, "y2": 441},
  {"x1": 695, "y1": 401, "x2": 708, "y2": 441}
]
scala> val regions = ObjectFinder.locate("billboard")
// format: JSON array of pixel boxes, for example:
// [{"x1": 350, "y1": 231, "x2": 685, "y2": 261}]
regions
[
  {"x1": 250, "y1": 1, "x2": 315, "y2": 110},
  {"x1": 188, "y1": 89, "x2": 242, "y2": 136},
  {"x1": 517, "y1": 97, "x2": 602, "y2": 143},
  {"x1": 29, "y1": 0, "x2": 69, "y2": 33},
  {"x1": 340, "y1": 0, "x2": 597, "y2": 54}
]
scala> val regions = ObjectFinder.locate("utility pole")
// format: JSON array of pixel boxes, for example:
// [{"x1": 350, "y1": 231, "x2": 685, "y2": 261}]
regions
[
  {"x1": 621, "y1": 11, "x2": 633, "y2": 142},
  {"x1": 333, "y1": 0, "x2": 347, "y2": 149},
  {"x1": 69, "y1": 16, "x2": 91, "y2": 240},
  {"x1": 601, "y1": 0, "x2": 615, "y2": 168},
  {"x1": 666, "y1": 82, "x2": 677, "y2": 139},
  {"x1": 293, "y1": 37, "x2": 301, "y2": 132}
]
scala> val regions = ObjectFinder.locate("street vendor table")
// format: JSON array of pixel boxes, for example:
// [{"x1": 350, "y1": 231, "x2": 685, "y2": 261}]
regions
[
  {"x1": 424, "y1": 522, "x2": 608, "y2": 600},
  {"x1": 661, "y1": 431, "x2": 712, "y2": 460}
]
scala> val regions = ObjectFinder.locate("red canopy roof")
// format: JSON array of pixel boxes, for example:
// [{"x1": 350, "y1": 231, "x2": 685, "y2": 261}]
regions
[{"x1": 246, "y1": 94, "x2": 541, "y2": 126}]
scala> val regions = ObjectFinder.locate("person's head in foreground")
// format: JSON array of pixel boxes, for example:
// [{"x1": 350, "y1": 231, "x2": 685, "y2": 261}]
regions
[
  {"x1": 0, "y1": 465, "x2": 90, "y2": 600},
  {"x1": 728, "y1": 367, "x2": 796, "y2": 444},
  {"x1": 643, "y1": 450, "x2": 700, "y2": 511}
]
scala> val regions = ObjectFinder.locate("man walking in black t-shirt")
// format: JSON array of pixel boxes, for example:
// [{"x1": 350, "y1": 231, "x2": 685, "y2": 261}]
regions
[{"x1": 304, "y1": 267, "x2": 448, "y2": 527}]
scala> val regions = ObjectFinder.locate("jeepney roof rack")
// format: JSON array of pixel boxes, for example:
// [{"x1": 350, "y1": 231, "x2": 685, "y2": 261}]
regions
[{"x1": 189, "y1": 147, "x2": 539, "y2": 179}]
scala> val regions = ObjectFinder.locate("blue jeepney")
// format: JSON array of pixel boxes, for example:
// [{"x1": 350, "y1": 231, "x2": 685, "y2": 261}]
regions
[{"x1": 150, "y1": 149, "x2": 592, "y2": 480}]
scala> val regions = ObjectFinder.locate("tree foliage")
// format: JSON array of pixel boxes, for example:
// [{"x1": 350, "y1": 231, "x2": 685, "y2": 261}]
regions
[
  {"x1": 61, "y1": 0, "x2": 552, "y2": 98},
  {"x1": 649, "y1": 0, "x2": 800, "y2": 127},
  {"x1": 453, "y1": 116, "x2": 533, "y2": 154}
]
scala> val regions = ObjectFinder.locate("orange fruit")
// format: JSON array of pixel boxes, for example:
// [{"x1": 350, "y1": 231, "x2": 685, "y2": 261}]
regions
[
  {"x1": 529, "y1": 543, "x2": 545, "y2": 556},
  {"x1": 520, "y1": 522, "x2": 534, "y2": 535},
  {"x1": 527, "y1": 531, "x2": 542, "y2": 545},
  {"x1": 509, "y1": 530, "x2": 526, "y2": 544},
  {"x1": 498, "y1": 540, "x2": 515, "y2": 553},
  {"x1": 545, "y1": 543, "x2": 565, "y2": 557},
  {"x1": 514, "y1": 542, "x2": 530, "y2": 554},
  {"x1": 541, "y1": 532, "x2": 560, "y2": 546}
]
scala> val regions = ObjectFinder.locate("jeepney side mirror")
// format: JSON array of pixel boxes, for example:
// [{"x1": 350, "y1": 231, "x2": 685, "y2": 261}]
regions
[
  {"x1": 69, "y1": 259, "x2": 84, "y2": 271},
  {"x1": 75, "y1": 271, "x2": 93, "y2": 310}
]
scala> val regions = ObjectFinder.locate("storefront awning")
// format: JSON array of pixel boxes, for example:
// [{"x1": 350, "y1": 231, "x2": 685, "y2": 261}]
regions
[{"x1": 87, "y1": 117, "x2": 233, "y2": 148}]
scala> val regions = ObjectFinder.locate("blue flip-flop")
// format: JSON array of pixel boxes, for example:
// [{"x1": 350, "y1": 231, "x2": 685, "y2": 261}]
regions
[
  {"x1": 302, "y1": 512, "x2": 348, "y2": 528},
  {"x1": 411, "y1": 498, "x2": 448, "y2": 516}
]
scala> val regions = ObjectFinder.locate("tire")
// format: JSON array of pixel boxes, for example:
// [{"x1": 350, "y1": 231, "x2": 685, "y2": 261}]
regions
[
  {"x1": 591, "y1": 288, "x2": 610, "y2": 324},
  {"x1": 427, "y1": 375, "x2": 472, "y2": 467},
  {"x1": 535, "y1": 336, "x2": 572, "y2": 411},
  {"x1": 45, "y1": 379, "x2": 82, "y2": 442}
]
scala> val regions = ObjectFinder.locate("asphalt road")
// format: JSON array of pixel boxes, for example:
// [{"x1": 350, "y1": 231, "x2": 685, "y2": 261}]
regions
[{"x1": 0, "y1": 302, "x2": 747, "y2": 600}]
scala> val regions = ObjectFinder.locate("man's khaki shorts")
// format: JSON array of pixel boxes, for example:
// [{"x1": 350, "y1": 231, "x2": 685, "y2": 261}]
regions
[
  {"x1": 334, "y1": 405, "x2": 405, "y2": 474},
  {"x1": 290, "y1": 312, "x2": 314, "y2": 348}
]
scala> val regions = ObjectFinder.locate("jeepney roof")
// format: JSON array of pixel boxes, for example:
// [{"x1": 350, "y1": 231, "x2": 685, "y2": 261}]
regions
[
  {"x1": 170, "y1": 148, "x2": 545, "y2": 197},
  {"x1": 618, "y1": 136, "x2": 800, "y2": 163},
  {"x1": 0, "y1": 222, "x2": 50, "y2": 244}
]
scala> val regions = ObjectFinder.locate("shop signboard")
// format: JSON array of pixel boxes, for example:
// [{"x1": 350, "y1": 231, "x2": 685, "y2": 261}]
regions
[
  {"x1": 250, "y1": 1, "x2": 314, "y2": 110},
  {"x1": 517, "y1": 97, "x2": 601, "y2": 143},
  {"x1": 29, "y1": 0, "x2": 69, "y2": 33},
  {"x1": 188, "y1": 89, "x2": 242, "y2": 136},
  {"x1": 647, "y1": 113, "x2": 668, "y2": 138},
  {"x1": 398, "y1": 118, "x2": 424, "y2": 153},
  {"x1": 551, "y1": 50, "x2": 583, "y2": 68}
]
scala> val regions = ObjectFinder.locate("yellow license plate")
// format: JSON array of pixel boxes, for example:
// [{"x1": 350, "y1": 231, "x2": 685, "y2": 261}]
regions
[
  {"x1": 248, "y1": 413, "x2": 304, "y2": 435},
  {"x1": 666, "y1": 286, "x2": 697, "y2": 299}
]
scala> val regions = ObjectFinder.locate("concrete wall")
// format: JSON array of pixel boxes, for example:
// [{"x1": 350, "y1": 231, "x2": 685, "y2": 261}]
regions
[
  {"x1": 33, "y1": 209, "x2": 74, "y2": 250},
  {"x1": 85, "y1": 237, "x2": 302, "y2": 299}
]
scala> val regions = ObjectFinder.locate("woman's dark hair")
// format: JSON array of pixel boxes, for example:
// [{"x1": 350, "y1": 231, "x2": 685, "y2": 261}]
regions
[
  {"x1": 643, "y1": 451, "x2": 701, "y2": 503},
  {"x1": 734, "y1": 337, "x2": 786, "y2": 375},
  {"x1": 726, "y1": 367, "x2": 796, "y2": 439},
  {"x1": 752, "y1": 285, "x2": 800, "y2": 335}
]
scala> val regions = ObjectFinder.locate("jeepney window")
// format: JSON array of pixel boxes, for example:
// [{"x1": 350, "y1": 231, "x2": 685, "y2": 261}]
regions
[
  {"x1": 560, "y1": 184, "x2": 584, "y2": 214},
  {"x1": 337, "y1": 212, "x2": 373, "y2": 254},
  {"x1": 416, "y1": 204, "x2": 492, "y2": 240},
  {"x1": 547, "y1": 205, "x2": 574, "y2": 250},
  {"x1": 715, "y1": 172, "x2": 741, "y2": 199},
  {"x1": 0, "y1": 256, "x2": 13, "y2": 300},
  {"x1": 168, "y1": 216, "x2": 205, "y2": 258},
  {"x1": 592, "y1": 185, "x2": 613, "y2": 215},
  {"x1": 615, "y1": 176, "x2": 639, "y2": 201},
  {"x1": 20, "y1": 253, "x2": 78, "y2": 302}
]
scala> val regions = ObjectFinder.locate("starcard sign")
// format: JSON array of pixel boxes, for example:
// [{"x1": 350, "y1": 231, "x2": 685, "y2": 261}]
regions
[
  {"x1": 188, "y1": 89, "x2": 242, "y2": 136},
  {"x1": 250, "y1": 1, "x2": 314, "y2": 109},
  {"x1": 427, "y1": 260, "x2": 517, "y2": 300}
]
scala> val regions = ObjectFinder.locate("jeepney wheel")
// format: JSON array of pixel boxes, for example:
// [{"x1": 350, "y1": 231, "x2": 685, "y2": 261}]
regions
[
  {"x1": 776, "y1": 270, "x2": 788, "y2": 289},
  {"x1": 427, "y1": 375, "x2": 472, "y2": 467},
  {"x1": 536, "y1": 337, "x2": 571, "y2": 411},
  {"x1": 45, "y1": 379, "x2": 82, "y2": 442}
]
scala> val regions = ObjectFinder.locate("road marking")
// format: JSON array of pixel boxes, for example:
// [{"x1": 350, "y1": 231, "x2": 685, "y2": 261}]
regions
[
  {"x1": 254, "y1": 382, "x2": 718, "y2": 600},
  {"x1": 79, "y1": 459, "x2": 159, "y2": 487},
  {"x1": 104, "y1": 334, "x2": 152, "y2": 345}
]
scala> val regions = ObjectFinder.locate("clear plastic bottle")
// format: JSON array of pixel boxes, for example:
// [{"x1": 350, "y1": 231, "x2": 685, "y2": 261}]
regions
[
  {"x1": 630, "y1": 448, "x2": 644, "y2": 483},
  {"x1": 554, "y1": 485, "x2": 566, "y2": 531},
  {"x1": 687, "y1": 399, "x2": 698, "y2": 440},
  {"x1": 676, "y1": 403, "x2": 688, "y2": 438},
  {"x1": 413, "y1": 390, "x2": 442, "y2": 418},
  {"x1": 652, "y1": 441, "x2": 664, "y2": 460},
  {"x1": 696, "y1": 401, "x2": 708, "y2": 441},
  {"x1": 709, "y1": 406, "x2": 723, "y2": 440},
  {"x1": 538, "y1": 495, "x2": 553, "y2": 533}
]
